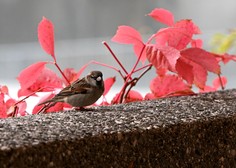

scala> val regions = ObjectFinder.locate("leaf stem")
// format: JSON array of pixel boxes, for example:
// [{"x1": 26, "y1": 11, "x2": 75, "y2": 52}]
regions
[
  {"x1": 89, "y1": 60, "x2": 125, "y2": 79},
  {"x1": 218, "y1": 74, "x2": 225, "y2": 90},
  {"x1": 123, "y1": 65, "x2": 152, "y2": 100},
  {"x1": 133, "y1": 63, "x2": 152, "y2": 74},
  {"x1": 103, "y1": 41, "x2": 129, "y2": 76},
  {"x1": 130, "y1": 44, "x2": 146, "y2": 73},
  {"x1": 15, "y1": 87, "x2": 55, "y2": 106},
  {"x1": 54, "y1": 62, "x2": 70, "y2": 85}
]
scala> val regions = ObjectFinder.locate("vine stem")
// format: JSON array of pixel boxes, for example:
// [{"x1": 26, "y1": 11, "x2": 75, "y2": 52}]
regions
[
  {"x1": 105, "y1": 34, "x2": 155, "y2": 104},
  {"x1": 103, "y1": 41, "x2": 129, "y2": 77},
  {"x1": 87, "y1": 60, "x2": 125, "y2": 79},
  {"x1": 54, "y1": 62, "x2": 70, "y2": 85},
  {"x1": 14, "y1": 87, "x2": 55, "y2": 106},
  {"x1": 123, "y1": 64, "x2": 152, "y2": 100},
  {"x1": 218, "y1": 74, "x2": 225, "y2": 90},
  {"x1": 12, "y1": 86, "x2": 55, "y2": 117},
  {"x1": 133, "y1": 63, "x2": 153, "y2": 73},
  {"x1": 130, "y1": 44, "x2": 146, "y2": 75}
]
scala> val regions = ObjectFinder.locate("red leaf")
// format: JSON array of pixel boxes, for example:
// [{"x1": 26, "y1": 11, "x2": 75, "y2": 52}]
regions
[
  {"x1": 155, "y1": 27, "x2": 191, "y2": 50},
  {"x1": 112, "y1": 90, "x2": 143, "y2": 104},
  {"x1": 215, "y1": 53, "x2": 236, "y2": 64},
  {"x1": 63, "y1": 68, "x2": 79, "y2": 84},
  {"x1": 6, "y1": 101, "x2": 27, "y2": 117},
  {"x1": 17, "y1": 61, "x2": 47, "y2": 94},
  {"x1": 111, "y1": 93, "x2": 120, "y2": 104},
  {"x1": 133, "y1": 43, "x2": 146, "y2": 63},
  {"x1": 33, "y1": 102, "x2": 71, "y2": 114},
  {"x1": 38, "y1": 17, "x2": 56, "y2": 61},
  {"x1": 200, "y1": 76, "x2": 227, "y2": 93},
  {"x1": 0, "y1": 93, "x2": 7, "y2": 118},
  {"x1": 18, "y1": 66, "x2": 63, "y2": 97},
  {"x1": 156, "y1": 67, "x2": 167, "y2": 77},
  {"x1": 144, "y1": 93, "x2": 156, "y2": 100},
  {"x1": 124, "y1": 90, "x2": 143, "y2": 103},
  {"x1": 5, "y1": 98, "x2": 16, "y2": 107},
  {"x1": 155, "y1": 20, "x2": 200, "y2": 50},
  {"x1": 5, "y1": 98, "x2": 16, "y2": 116},
  {"x1": 176, "y1": 48, "x2": 220, "y2": 89},
  {"x1": 199, "y1": 86, "x2": 216, "y2": 93},
  {"x1": 181, "y1": 48, "x2": 220, "y2": 74},
  {"x1": 213, "y1": 76, "x2": 227, "y2": 89},
  {"x1": 191, "y1": 63, "x2": 208, "y2": 89},
  {"x1": 146, "y1": 45, "x2": 180, "y2": 72},
  {"x1": 150, "y1": 74, "x2": 192, "y2": 98},
  {"x1": 176, "y1": 57, "x2": 194, "y2": 84},
  {"x1": 0, "y1": 85, "x2": 9, "y2": 95},
  {"x1": 174, "y1": 19, "x2": 201, "y2": 35},
  {"x1": 32, "y1": 105, "x2": 43, "y2": 114},
  {"x1": 191, "y1": 39, "x2": 203, "y2": 48},
  {"x1": 103, "y1": 77, "x2": 116, "y2": 96},
  {"x1": 33, "y1": 92, "x2": 71, "y2": 114},
  {"x1": 112, "y1": 26, "x2": 146, "y2": 63},
  {"x1": 17, "y1": 102, "x2": 27, "y2": 116},
  {"x1": 112, "y1": 26, "x2": 143, "y2": 44},
  {"x1": 148, "y1": 8, "x2": 174, "y2": 26},
  {"x1": 158, "y1": 46, "x2": 180, "y2": 72},
  {"x1": 176, "y1": 56, "x2": 208, "y2": 89},
  {"x1": 44, "y1": 102, "x2": 71, "y2": 113}
]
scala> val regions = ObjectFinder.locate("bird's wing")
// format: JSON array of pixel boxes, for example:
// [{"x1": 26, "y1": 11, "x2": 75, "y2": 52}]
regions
[
  {"x1": 56, "y1": 78, "x2": 92, "y2": 97},
  {"x1": 38, "y1": 78, "x2": 93, "y2": 105}
]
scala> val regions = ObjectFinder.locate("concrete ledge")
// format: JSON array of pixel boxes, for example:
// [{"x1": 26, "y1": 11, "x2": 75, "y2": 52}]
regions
[{"x1": 1, "y1": 89, "x2": 236, "y2": 167}]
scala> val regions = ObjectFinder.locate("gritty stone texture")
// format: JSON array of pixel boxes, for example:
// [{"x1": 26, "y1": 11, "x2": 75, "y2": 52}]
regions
[{"x1": 0, "y1": 89, "x2": 236, "y2": 167}]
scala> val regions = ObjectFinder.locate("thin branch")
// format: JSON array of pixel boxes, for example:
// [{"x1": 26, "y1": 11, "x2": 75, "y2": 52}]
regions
[
  {"x1": 118, "y1": 81, "x2": 129, "y2": 103},
  {"x1": 130, "y1": 44, "x2": 146, "y2": 74},
  {"x1": 103, "y1": 41, "x2": 129, "y2": 76},
  {"x1": 89, "y1": 60, "x2": 125, "y2": 79},
  {"x1": 12, "y1": 106, "x2": 18, "y2": 117},
  {"x1": 54, "y1": 62, "x2": 70, "y2": 85},
  {"x1": 218, "y1": 74, "x2": 225, "y2": 90},
  {"x1": 133, "y1": 63, "x2": 152, "y2": 74},
  {"x1": 112, "y1": 77, "x2": 130, "y2": 104},
  {"x1": 124, "y1": 65, "x2": 152, "y2": 99},
  {"x1": 14, "y1": 87, "x2": 55, "y2": 106}
]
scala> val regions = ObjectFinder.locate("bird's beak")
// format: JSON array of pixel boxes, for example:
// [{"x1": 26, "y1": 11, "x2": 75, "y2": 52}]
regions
[{"x1": 96, "y1": 76, "x2": 102, "y2": 81}]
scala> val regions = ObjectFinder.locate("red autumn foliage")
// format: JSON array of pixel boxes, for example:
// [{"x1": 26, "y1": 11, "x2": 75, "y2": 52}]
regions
[
  {"x1": 148, "y1": 74, "x2": 193, "y2": 98},
  {"x1": 38, "y1": 17, "x2": 56, "y2": 61},
  {"x1": 124, "y1": 90, "x2": 143, "y2": 103},
  {"x1": 111, "y1": 90, "x2": 143, "y2": 104},
  {"x1": 148, "y1": 8, "x2": 175, "y2": 26},
  {"x1": 0, "y1": 92, "x2": 7, "y2": 118},
  {"x1": 176, "y1": 48, "x2": 220, "y2": 88},
  {"x1": 103, "y1": 77, "x2": 116, "y2": 96},
  {"x1": 18, "y1": 63, "x2": 63, "y2": 97},
  {"x1": 200, "y1": 76, "x2": 227, "y2": 93},
  {"x1": 1, "y1": 8, "x2": 236, "y2": 118},
  {"x1": 112, "y1": 26, "x2": 146, "y2": 63},
  {"x1": 17, "y1": 61, "x2": 47, "y2": 96},
  {"x1": 63, "y1": 68, "x2": 80, "y2": 84},
  {"x1": 146, "y1": 45, "x2": 180, "y2": 72}
]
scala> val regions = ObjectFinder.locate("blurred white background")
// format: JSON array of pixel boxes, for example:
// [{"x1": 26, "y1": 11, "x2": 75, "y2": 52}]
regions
[{"x1": 1, "y1": 0, "x2": 236, "y2": 104}]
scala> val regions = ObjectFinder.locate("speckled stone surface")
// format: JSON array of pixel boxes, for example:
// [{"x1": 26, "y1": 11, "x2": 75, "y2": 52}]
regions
[{"x1": 1, "y1": 89, "x2": 236, "y2": 167}]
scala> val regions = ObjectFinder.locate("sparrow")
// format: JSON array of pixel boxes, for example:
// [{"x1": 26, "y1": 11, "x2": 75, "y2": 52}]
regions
[{"x1": 38, "y1": 71, "x2": 104, "y2": 109}]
